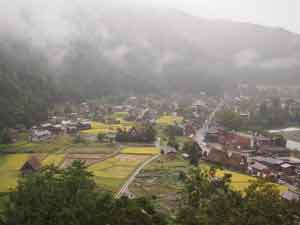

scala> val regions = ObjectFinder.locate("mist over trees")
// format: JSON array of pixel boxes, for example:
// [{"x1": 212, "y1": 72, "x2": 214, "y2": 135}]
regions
[{"x1": 2, "y1": 0, "x2": 300, "y2": 129}]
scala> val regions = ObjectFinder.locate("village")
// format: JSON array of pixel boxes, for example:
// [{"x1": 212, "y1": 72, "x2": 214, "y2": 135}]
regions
[{"x1": 1, "y1": 90, "x2": 300, "y2": 210}]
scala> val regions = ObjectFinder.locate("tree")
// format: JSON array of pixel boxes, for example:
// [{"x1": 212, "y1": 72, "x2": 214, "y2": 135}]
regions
[
  {"x1": 176, "y1": 168, "x2": 300, "y2": 225},
  {"x1": 144, "y1": 124, "x2": 157, "y2": 143},
  {"x1": 182, "y1": 141, "x2": 202, "y2": 166},
  {"x1": 1, "y1": 161, "x2": 168, "y2": 225},
  {"x1": 97, "y1": 133, "x2": 105, "y2": 142},
  {"x1": 0, "y1": 128, "x2": 12, "y2": 144},
  {"x1": 216, "y1": 110, "x2": 243, "y2": 131},
  {"x1": 167, "y1": 134, "x2": 179, "y2": 150}
]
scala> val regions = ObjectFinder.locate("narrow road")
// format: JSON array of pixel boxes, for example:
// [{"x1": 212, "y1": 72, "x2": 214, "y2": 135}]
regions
[{"x1": 115, "y1": 154, "x2": 160, "y2": 198}]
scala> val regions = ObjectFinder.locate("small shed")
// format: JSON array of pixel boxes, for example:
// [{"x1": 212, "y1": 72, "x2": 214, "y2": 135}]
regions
[{"x1": 20, "y1": 156, "x2": 41, "y2": 176}]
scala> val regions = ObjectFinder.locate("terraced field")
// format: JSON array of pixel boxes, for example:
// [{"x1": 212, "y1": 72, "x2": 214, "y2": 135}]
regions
[
  {"x1": 88, "y1": 154, "x2": 150, "y2": 192},
  {"x1": 121, "y1": 147, "x2": 160, "y2": 155},
  {"x1": 0, "y1": 154, "x2": 31, "y2": 192}
]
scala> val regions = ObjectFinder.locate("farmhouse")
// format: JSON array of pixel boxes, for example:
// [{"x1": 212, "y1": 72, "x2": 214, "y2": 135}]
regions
[
  {"x1": 20, "y1": 156, "x2": 41, "y2": 176},
  {"x1": 248, "y1": 162, "x2": 272, "y2": 178}
]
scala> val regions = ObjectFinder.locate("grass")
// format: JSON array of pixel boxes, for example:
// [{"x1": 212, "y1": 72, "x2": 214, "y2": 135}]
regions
[
  {"x1": 42, "y1": 154, "x2": 65, "y2": 167},
  {"x1": 0, "y1": 154, "x2": 31, "y2": 192},
  {"x1": 88, "y1": 154, "x2": 149, "y2": 192},
  {"x1": 0, "y1": 135, "x2": 73, "y2": 153},
  {"x1": 121, "y1": 147, "x2": 160, "y2": 155},
  {"x1": 156, "y1": 115, "x2": 183, "y2": 126}
]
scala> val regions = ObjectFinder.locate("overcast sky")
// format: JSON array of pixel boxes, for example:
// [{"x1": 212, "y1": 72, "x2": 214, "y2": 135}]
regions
[{"x1": 144, "y1": 0, "x2": 300, "y2": 34}]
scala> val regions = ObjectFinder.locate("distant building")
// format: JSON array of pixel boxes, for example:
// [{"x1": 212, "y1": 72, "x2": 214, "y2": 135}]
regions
[{"x1": 29, "y1": 130, "x2": 52, "y2": 142}]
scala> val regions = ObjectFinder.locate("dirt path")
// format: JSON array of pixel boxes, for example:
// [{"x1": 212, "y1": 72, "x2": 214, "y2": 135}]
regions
[{"x1": 115, "y1": 154, "x2": 160, "y2": 198}]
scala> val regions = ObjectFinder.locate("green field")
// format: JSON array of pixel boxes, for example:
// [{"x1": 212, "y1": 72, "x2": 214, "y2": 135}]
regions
[
  {"x1": 42, "y1": 154, "x2": 65, "y2": 167},
  {"x1": 0, "y1": 135, "x2": 73, "y2": 153},
  {"x1": 156, "y1": 115, "x2": 183, "y2": 126},
  {"x1": 121, "y1": 147, "x2": 160, "y2": 155},
  {"x1": 88, "y1": 154, "x2": 149, "y2": 192},
  {"x1": 65, "y1": 143, "x2": 118, "y2": 154},
  {"x1": 0, "y1": 154, "x2": 31, "y2": 192},
  {"x1": 112, "y1": 112, "x2": 129, "y2": 119}
]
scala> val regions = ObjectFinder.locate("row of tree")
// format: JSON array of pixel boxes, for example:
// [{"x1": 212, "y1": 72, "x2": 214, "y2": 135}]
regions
[{"x1": 115, "y1": 125, "x2": 157, "y2": 143}]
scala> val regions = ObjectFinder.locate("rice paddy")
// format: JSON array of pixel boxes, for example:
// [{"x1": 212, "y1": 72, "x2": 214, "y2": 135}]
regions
[
  {"x1": 121, "y1": 147, "x2": 160, "y2": 155},
  {"x1": 0, "y1": 154, "x2": 31, "y2": 192}
]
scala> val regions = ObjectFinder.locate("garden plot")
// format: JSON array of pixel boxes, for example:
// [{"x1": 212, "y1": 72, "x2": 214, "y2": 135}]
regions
[
  {"x1": 88, "y1": 154, "x2": 150, "y2": 192},
  {"x1": 60, "y1": 154, "x2": 108, "y2": 168}
]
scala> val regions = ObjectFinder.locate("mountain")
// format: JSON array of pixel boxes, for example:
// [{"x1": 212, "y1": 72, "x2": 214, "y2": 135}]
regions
[
  {"x1": 47, "y1": 1, "x2": 300, "y2": 96},
  {"x1": 1, "y1": 1, "x2": 300, "y2": 128},
  {"x1": 0, "y1": 37, "x2": 54, "y2": 130}
]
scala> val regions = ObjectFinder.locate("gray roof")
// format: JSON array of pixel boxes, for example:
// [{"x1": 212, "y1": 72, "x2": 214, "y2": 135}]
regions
[
  {"x1": 281, "y1": 191, "x2": 300, "y2": 201},
  {"x1": 250, "y1": 162, "x2": 268, "y2": 171},
  {"x1": 252, "y1": 156, "x2": 283, "y2": 165}
]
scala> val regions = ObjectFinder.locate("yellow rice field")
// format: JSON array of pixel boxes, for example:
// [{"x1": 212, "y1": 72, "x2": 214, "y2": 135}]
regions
[{"x1": 121, "y1": 147, "x2": 160, "y2": 155}]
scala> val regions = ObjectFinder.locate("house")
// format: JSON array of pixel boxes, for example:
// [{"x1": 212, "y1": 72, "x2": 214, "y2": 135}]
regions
[
  {"x1": 29, "y1": 130, "x2": 52, "y2": 142},
  {"x1": 281, "y1": 190, "x2": 300, "y2": 201},
  {"x1": 248, "y1": 162, "x2": 272, "y2": 178},
  {"x1": 78, "y1": 121, "x2": 92, "y2": 130},
  {"x1": 207, "y1": 147, "x2": 248, "y2": 171},
  {"x1": 258, "y1": 146, "x2": 290, "y2": 157},
  {"x1": 280, "y1": 163, "x2": 295, "y2": 175},
  {"x1": 20, "y1": 156, "x2": 41, "y2": 176},
  {"x1": 66, "y1": 126, "x2": 78, "y2": 134},
  {"x1": 161, "y1": 146, "x2": 177, "y2": 160},
  {"x1": 251, "y1": 156, "x2": 284, "y2": 171}
]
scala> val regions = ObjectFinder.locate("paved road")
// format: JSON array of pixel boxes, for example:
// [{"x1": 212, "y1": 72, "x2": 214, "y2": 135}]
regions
[
  {"x1": 194, "y1": 100, "x2": 224, "y2": 149},
  {"x1": 115, "y1": 154, "x2": 160, "y2": 198}
]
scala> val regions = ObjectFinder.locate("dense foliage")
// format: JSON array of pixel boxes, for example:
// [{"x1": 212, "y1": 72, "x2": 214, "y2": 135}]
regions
[
  {"x1": 0, "y1": 39, "x2": 55, "y2": 133},
  {"x1": 1, "y1": 161, "x2": 167, "y2": 225},
  {"x1": 177, "y1": 167, "x2": 300, "y2": 225},
  {"x1": 1, "y1": 161, "x2": 299, "y2": 225}
]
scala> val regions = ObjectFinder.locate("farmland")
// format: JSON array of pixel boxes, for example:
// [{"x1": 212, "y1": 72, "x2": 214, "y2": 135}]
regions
[
  {"x1": 81, "y1": 121, "x2": 134, "y2": 135},
  {"x1": 130, "y1": 157, "x2": 288, "y2": 212},
  {"x1": 0, "y1": 154, "x2": 31, "y2": 192},
  {"x1": 42, "y1": 154, "x2": 65, "y2": 167},
  {"x1": 121, "y1": 147, "x2": 160, "y2": 155},
  {"x1": 156, "y1": 115, "x2": 183, "y2": 126},
  {"x1": 0, "y1": 135, "x2": 73, "y2": 153},
  {"x1": 88, "y1": 154, "x2": 151, "y2": 192}
]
